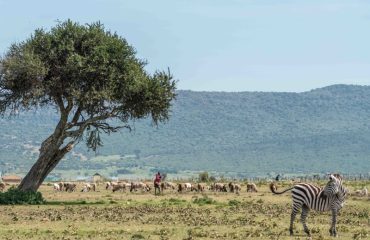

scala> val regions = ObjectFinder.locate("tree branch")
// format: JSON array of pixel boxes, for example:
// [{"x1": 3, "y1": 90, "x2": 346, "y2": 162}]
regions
[
  {"x1": 65, "y1": 96, "x2": 73, "y2": 112},
  {"x1": 71, "y1": 106, "x2": 82, "y2": 124},
  {"x1": 55, "y1": 95, "x2": 65, "y2": 112}
]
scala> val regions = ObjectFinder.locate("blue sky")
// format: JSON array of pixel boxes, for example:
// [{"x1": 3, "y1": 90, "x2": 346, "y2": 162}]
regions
[{"x1": 1, "y1": 0, "x2": 370, "y2": 92}]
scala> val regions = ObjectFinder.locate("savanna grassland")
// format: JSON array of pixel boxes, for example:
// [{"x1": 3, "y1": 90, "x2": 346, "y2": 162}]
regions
[{"x1": 0, "y1": 180, "x2": 368, "y2": 240}]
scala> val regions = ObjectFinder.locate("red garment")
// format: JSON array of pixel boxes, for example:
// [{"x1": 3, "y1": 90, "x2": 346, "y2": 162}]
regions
[{"x1": 154, "y1": 174, "x2": 161, "y2": 184}]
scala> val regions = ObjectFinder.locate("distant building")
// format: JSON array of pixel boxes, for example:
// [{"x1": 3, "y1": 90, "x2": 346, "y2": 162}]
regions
[
  {"x1": 92, "y1": 173, "x2": 103, "y2": 183},
  {"x1": 2, "y1": 175, "x2": 22, "y2": 183}
]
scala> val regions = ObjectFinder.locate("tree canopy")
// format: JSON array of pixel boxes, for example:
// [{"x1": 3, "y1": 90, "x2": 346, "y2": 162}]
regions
[{"x1": 0, "y1": 20, "x2": 176, "y2": 191}]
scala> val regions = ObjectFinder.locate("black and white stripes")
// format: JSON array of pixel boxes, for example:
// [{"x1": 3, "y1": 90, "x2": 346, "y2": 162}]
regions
[{"x1": 270, "y1": 174, "x2": 347, "y2": 237}]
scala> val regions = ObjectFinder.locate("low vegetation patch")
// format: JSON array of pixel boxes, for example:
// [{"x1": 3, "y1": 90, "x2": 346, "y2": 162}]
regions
[
  {"x1": 45, "y1": 200, "x2": 108, "y2": 205},
  {"x1": 228, "y1": 199, "x2": 241, "y2": 206},
  {"x1": 192, "y1": 195, "x2": 217, "y2": 205},
  {"x1": 0, "y1": 187, "x2": 45, "y2": 205},
  {"x1": 163, "y1": 198, "x2": 187, "y2": 205}
]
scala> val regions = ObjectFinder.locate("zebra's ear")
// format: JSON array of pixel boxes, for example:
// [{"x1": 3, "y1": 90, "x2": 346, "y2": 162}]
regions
[{"x1": 328, "y1": 174, "x2": 334, "y2": 181}]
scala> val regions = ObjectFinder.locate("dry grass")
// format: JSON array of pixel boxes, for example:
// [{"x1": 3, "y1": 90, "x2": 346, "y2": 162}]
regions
[{"x1": 0, "y1": 181, "x2": 368, "y2": 239}]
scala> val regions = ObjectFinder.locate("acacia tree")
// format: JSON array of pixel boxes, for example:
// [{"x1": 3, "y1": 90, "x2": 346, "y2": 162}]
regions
[{"x1": 0, "y1": 20, "x2": 176, "y2": 192}]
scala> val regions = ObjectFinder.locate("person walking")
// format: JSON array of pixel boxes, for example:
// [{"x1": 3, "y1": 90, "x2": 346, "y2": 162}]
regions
[{"x1": 275, "y1": 174, "x2": 281, "y2": 181}]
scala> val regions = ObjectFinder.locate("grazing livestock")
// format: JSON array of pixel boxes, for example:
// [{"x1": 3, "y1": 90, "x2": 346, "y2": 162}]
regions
[
  {"x1": 233, "y1": 183, "x2": 242, "y2": 194},
  {"x1": 246, "y1": 183, "x2": 258, "y2": 192},
  {"x1": 91, "y1": 183, "x2": 96, "y2": 191},
  {"x1": 112, "y1": 183, "x2": 125, "y2": 192},
  {"x1": 130, "y1": 182, "x2": 151, "y2": 192},
  {"x1": 81, "y1": 184, "x2": 89, "y2": 192},
  {"x1": 178, "y1": 183, "x2": 190, "y2": 192},
  {"x1": 81, "y1": 183, "x2": 97, "y2": 192},
  {"x1": 190, "y1": 183, "x2": 198, "y2": 192},
  {"x1": 177, "y1": 183, "x2": 185, "y2": 192},
  {"x1": 196, "y1": 183, "x2": 206, "y2": 192},
  {"x1": 111, "y1": 182, "x2": 130, "y2": 192},
  {"x1": 53, "y1": 183, "x2": 61, "y2": 191},
  {"x1": 184, "y1": 183, "x2": 192, "y2": 190},
  {"x1": 105, "y1": 182, "x2": 112, "y2": 190},
  {"x1": 228, "y1": 182, "x2": 241, "y2": 193},
  {"x1": 270, "y1": 183, "x2": 278, "y2": 192},
  {"x1": 212, "y1": 183, "x2": 227, "y2": 192},
  {"x1": 228, "y1": 182, "x2": 235, "y2": 192},
  {"x1": 354, "y1": 187, "x2": 368, "y2": 197},
  {"x1": 232, "y1": 183, "x2": 242, "y2": 194},
  {"x1": 58, "y1": 182, "x2": 64, "y2": 191},
  {"x1": 64, "y1": 182, "x2": 77, "y2": 192},
  {"x1": 160, "y1": 181, "x2": 176, "y2": 192},
  {"x1": 178, "y1": 182, "x2": 193, "y2": 192}
]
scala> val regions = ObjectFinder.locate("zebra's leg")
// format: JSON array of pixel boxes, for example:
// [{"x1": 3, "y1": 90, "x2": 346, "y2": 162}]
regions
[
  {"x1": 289, "y1": 209, "x2": 298, "y2": 236},
  {"x1": 300, "y1": 205, "x2": 311, "y2": 236},
  {"x1": 329, "y1": 209, "x2": 338, "y2": 237}
]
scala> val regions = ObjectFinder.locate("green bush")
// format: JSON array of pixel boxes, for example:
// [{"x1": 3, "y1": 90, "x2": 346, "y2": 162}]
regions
[
  {"x1": 228, "y1": 199, "x2": 241, "y2": 206},
  {"x1": 0, "y1": 187, "x2": 45, "y2": 205},
  {"x1": 198, "y1": 171, "x2": 209, "y2": 182},
  {"x1": 193, "y1": 196, "x2": 217, "y2": 205}
]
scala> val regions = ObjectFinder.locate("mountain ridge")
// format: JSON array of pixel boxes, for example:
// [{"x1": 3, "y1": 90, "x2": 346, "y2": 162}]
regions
[{"x1": 1, "y1": 84, "x2": 370, "y2": 177}]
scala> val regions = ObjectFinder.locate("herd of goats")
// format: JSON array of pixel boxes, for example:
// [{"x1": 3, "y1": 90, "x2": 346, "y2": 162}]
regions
[
  {"x1": 52, "y1": 180, "x2": 369, "y2": 197},
  {"x1": 52, "y1": 181, "x2": 260, "y2": 194},
  {"x1": 0, "y1": 180, "x2": 367, "y2": 197}
]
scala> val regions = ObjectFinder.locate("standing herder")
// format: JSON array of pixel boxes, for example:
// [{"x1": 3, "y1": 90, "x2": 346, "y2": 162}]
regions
[{"x1": 154, "y1": 172, "x2": 162, "y2": 195}]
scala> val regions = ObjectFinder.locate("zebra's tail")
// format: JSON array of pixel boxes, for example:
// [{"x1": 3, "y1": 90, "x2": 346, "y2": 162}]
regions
[{"x1": 269, "y1": 182, "x2": 294, "y2": 195}]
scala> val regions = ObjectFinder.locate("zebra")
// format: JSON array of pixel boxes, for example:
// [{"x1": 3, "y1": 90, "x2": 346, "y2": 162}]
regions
[{"x1": 270, "y1": 174, "x2": 347, "y2": 237}]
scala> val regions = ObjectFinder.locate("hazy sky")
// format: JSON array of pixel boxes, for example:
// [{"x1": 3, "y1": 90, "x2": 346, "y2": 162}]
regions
[{"x1": 1, "y1": 0, "x2": 370, "y2": 92}]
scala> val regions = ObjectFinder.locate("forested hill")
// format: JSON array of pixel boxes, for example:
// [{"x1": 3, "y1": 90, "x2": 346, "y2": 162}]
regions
[{"x1": 1, "y1": 84, "x2": 370, "y2": 176}]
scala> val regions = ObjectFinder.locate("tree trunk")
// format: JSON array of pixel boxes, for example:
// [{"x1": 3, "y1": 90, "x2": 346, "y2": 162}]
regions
[
  {"x1": 18, "y1": 132, "x2": 72, "y2": 192},
  {"x1": 18, "y1": 148, "x2": 64, "y2": 192}
]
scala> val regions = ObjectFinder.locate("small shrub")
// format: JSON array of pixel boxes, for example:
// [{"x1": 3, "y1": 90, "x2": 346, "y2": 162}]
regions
[
  {"x1": 193, "y1": 196, "x2": 216, "y2": 205},
  {"x1": 0, "y1": 187, "x2": 45, "y2": 205},
  {"x1": 198, "y1": 172, "x2": 209, "y2": 182},
  {"x1": 131, "y1": 233, "x2": 145, "y2": 240},
  {"x1": 167, "y1": 198, "x2": 186, "y2": 205},
  {"x1": 209, "y1": 176, "x2": 216, "y2": 182},
  {"x1": 228, "y1": 199, "x2": 241, "y2": 206},
  {"x1": 357, "y1": 211, "x2": 369, "y2": 219},
  {"x1": 353, "y1": 229, "x2": 368, "y2": 240}
]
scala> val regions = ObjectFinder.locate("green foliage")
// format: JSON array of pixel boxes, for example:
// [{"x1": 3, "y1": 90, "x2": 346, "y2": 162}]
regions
[
  {"x1": 0, "y1": 187, "x2": 45, "y2": 205},
  {"x1": 131, "y1": 234, "x2": 145, "y2": 240},
  {"x1": 192, "y1": 195, "x2": 217, "y2": 205},
  {"x1": 198, "y1": 171, "x2": 209, "y2": 182},
  {"x1": 228, "y1": 199, "x2": 241, "y2": 206},
  {"x1": 0, "y1": 19, "x2": 176, "y2": 151},
  {"x1": 163, "y1": 198, "x2": 187, "y2": 206},
  {"x1": 209, "y1": 176, "x2": 216, "y2": 182}
]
